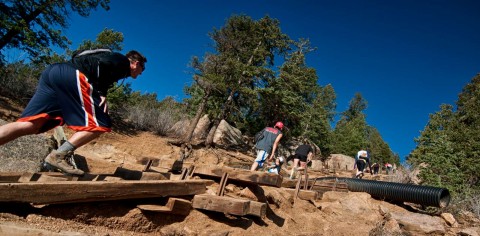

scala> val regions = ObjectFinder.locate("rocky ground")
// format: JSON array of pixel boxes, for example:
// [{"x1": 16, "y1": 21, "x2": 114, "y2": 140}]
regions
[{"x1": 0, "y1": 96, "x2": 479, "y2": 236}]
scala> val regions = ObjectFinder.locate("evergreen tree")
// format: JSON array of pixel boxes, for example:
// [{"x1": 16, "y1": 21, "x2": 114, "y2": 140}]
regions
[
  {"x1": 332, "y1": 93, "x2": 395, "y2": 161},
  {"x1": 408, "y1": 104, "x2": 466, "y2": 193},
  {"x1": 409, "y1": 74, "x2": 480, "y2": 195},
  {"x1": 260, "y1": 39, "x2": 318, "y2": 136},
  {"x1": 332, "y1": 115, "x2": 369, "y2": 157},
  {"x1": 331, "y1": 93, "x2": 369, "y2": 156},
  {"x1": 76, "y1": 28, "x2": 124, "y2": 52},
  {"x1": 0, "y1": 0, "x2": 110, "y2": 63},
  {"x1": 453, "y1": 74, "x2": 480, "y2": 189},
  {"x1": 367, "y1": 126, "x2": 397, "y2": 165},
  {"x1": 184, "y1": 15, "x2": 291, "y2": 146}
]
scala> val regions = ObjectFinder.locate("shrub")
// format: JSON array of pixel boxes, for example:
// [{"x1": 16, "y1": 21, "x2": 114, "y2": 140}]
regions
[
  {"x1": 0, "y1": 62, "x2": 39, "y2": 104},
  {"x1": 121, "y1": 101, "x2": 188, "y2": 136}
]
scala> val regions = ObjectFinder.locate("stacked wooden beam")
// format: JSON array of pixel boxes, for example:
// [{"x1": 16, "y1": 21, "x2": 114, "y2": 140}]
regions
[{"x1": 0, "y1": 163, "x2": 345, "y2": 219}]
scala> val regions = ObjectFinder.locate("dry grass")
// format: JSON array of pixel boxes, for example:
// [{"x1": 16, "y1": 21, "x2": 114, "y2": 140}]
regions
[{"x1": 122, "y1": 104, "x2": 187, "y2": 136}]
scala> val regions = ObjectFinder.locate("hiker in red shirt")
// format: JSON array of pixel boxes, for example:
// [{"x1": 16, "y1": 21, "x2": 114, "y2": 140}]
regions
[{"x1": 250, "y1": 121, "x2": 284, "y2": 171}]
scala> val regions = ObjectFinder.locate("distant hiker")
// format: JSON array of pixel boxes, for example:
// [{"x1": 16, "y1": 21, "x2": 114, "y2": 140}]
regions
[
  {"x1": 0, "y1": 49, "x2": 147, "y2": 176},
  {"x1": 290, "y1": 144, "x2": 313, "y2": 179},
  {"x1": 250, "y1": 121, "x2": 284, "y2": 171},
  {"x1": 355, "y1": 149, "x2": 372, "y2": 178},
  {"x1": 266, "y1": 156, "x2": 284, "y2": 175},
  {"x1": 353, "y1": 149, "x2": 366, "y2": 170},
  {"x1": 385, "y1": 162, "x2": 393, "y2": 175},
  {"x1": 372, "y1": 162, "x2": 380, "y2": 175}
]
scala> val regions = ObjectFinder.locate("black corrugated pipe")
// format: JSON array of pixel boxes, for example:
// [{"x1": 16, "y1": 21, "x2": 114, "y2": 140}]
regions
[{"x1": 315, "y1": 177, "x2": 450, "y2": 208}]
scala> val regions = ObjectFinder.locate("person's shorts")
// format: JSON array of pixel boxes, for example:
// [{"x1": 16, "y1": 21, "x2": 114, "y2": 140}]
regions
[
  {"x1": 18, "y1": 63, "x2": 111, "y2": 133},
  {"x1": 254, "y1": 149, "x2": 269, "y2": 167},
  {"x1": 294, "y1": 154, "x2": 308, "y2": 162},
  {"x1": 356, "y1": 159, "x2": 367, "y2": 171}
]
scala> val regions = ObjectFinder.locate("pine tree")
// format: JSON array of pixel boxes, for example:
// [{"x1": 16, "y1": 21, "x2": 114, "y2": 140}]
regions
[{"x1": 0, "y1": 0, "x2": 110, "y2": 63}]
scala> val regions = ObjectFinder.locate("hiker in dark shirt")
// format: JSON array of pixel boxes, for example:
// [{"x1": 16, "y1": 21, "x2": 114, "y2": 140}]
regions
[
  {"x1": 250, "y1": 121, "x2": 284, "y2": 171},
  {"x1": 0, "y1": 49, "x2": 147, "y2": 176},
  {"x1": 290, "y1": 144, "x2": 313, "y2": 179}
]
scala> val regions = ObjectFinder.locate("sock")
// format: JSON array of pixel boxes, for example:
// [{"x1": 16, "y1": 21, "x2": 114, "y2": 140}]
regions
[{"x1": 57, "y1": 141, "x2": 76, "y2": 153}]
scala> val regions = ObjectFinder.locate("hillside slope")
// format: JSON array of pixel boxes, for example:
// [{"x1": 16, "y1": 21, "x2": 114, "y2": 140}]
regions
[{"x1": 0, "y1": 96, "x2": 477, "y2": 236}]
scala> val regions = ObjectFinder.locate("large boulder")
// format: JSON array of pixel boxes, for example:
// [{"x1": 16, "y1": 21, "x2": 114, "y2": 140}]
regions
[
  {"x1": 212, "y1": 119, "x2": 245, "y2": 148},
  {"x1": 192, "y1": 115, "x2": 210, "y2": 140},
  {"x1": 167, "y1": 115, "x2": 211, "y2": 140},
  {"x1": 390, "y1": 211, "x2": 446, "y2": 234},
  {"x1": 325, "y1": 154, "x2": 355, "y2": 171}
]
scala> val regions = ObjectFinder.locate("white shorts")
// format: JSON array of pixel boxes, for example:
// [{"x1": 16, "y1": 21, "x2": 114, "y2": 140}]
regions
[{"x1": 254, "y1": 149, "x2": 269, "y2": 167}]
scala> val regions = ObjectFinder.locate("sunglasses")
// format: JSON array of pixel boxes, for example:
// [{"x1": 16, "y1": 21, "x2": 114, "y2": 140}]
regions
[{"x1": 138, "y1": 60, "x2": 145, "y2": 71}]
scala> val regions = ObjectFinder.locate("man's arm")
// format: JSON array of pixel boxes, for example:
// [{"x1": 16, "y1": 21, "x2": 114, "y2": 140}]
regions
[{"x1": 269, "y1": 134, "x2": 283, "y2": 160}]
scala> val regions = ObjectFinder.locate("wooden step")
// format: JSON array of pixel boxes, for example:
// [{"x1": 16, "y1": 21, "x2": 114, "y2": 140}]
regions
[
  {"x1": 192, "y1": 165, "x2": 282, "y2": 187},
  {"x1": 137, "y1": 197, "x2": 192, "y2": 215},
  {"x1": 0, "y1": 179, "x2": 213, "y2": 205}
]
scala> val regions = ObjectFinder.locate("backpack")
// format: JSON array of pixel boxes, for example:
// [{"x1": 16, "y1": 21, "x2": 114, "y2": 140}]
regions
[
  {"x1": 70, "y1": 48, "x2": 128, "y2": 95},
  {"x1": 254, "y1": 129, "x2": 265, "y2": 143},
  {"x1": 71, "y1": 48, "x2": 112, "y2": 60}
]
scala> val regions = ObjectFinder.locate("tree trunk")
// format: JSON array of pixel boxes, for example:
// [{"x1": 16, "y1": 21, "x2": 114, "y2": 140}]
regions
[
  {"x1": 204, "y1": 89, "x2": 235, "y2": 147},
  {"x1": 183, "y1": 89, "x2": 210, "y2": 143}
]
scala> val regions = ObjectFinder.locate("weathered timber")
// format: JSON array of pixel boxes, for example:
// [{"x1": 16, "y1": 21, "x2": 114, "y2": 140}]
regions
[
  {"x1": 53, "y1": 126, "x2": 67, "y2": 147},
  {"x1": 143, "y1": 159, "x2": 154, "y2": 172},
  {"x1": 303, "y1": 168, "x2": 309, "y2": 190},
  {"x1": 154, "y1": 157, "x2": 194, "y2": 172},
  {"x1": 0, "y1": 172, "x2": 79, "y2": 183},
  {"x1": 17, "y1": 173, "x2": 35, "y2": 182},
  {"x1": 101, "y1": 176, "x2": 124, "y2": 181},
  {"x1": 216, "y1": 172, "x2": 229, "y2": 196},
  {"x1": 282, "y1": 188, "x2": 319, "y2": 201},
  {"x1": 0, "y1": 179, "x2": 212, "y2": 205},
  {"x1": 248, "y1": 201, "x2": 267, "y2": 218},
  {"x1": 293, "y1": 172, "x2": 302, "y2": 204},
  {"x1": 0, "y1": 172, "x2": 23, "y2": 183},
  {"x1": 192, "y1": 194, "x2": 250, "y2": 216},
  {"x1": 137, "y1": 198, "x2": 192, "y2": 215},
  {"x1": 36, "y1": 174, "x2": 75, "y2": 182},
  {"x1": 113, "y1": 167, "x2": 170, "y2": 180},
  {"x1": 282, "y1": 179, "x2": 348, "y2": 189},
  {"x1": 282, "y1": 178, "x2": 317, "y2": 188},
  {"x1": 192, "y1": 165, "x2": 282, "y2": 187},
  {"x1": 310, "y1": 185, "x2": 348, "y2": 192}
]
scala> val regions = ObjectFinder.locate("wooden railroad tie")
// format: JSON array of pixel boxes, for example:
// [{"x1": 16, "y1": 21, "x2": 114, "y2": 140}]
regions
[
  {"x1": 137, "y1": 197, "x2": 192, "y2": 216},
  {"x1": 192, "y1": 194, "x2": 266, "y2": 218}
]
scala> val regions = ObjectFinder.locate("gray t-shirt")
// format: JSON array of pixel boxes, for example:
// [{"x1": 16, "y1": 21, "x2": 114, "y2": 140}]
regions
[{"x1": 255, "y1": 127, "x2": 282, "y2": 153}]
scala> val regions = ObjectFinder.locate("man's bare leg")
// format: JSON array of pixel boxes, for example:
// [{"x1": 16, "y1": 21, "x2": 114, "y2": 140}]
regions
[
  {"x1": 0, "y1": 120, "x2": 45, "y2": 145},
  {"x1": 67, "y1": 130, "x2": 102, "y2": 148},
  {"x1": 250, "y1": 161, "x2": 259, "y2": 171}
]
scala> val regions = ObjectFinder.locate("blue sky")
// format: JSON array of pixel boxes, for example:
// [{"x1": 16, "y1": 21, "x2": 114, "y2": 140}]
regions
[{"x1": 53, "y1": 1, "x2": 480, "y2": 161}]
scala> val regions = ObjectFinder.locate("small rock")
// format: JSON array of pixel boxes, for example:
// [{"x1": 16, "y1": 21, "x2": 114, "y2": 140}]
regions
[
  {"x1": 441, "y1": 212, "x2": 458, "y2": 227},
  {"x1": 384, "y1": 218, "x2": 402, "y2": 234},
  {"x1": 459, "y1": 227, "x2": 479, "y2": 236},
  {"x1": 240, "y1": 187, "x2": 258, "y2": 201}
]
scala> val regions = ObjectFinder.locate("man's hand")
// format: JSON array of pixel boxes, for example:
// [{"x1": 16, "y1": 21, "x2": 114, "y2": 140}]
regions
[{"x1": 99, "y1": 96, "x2": 108, "y2": 113}]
